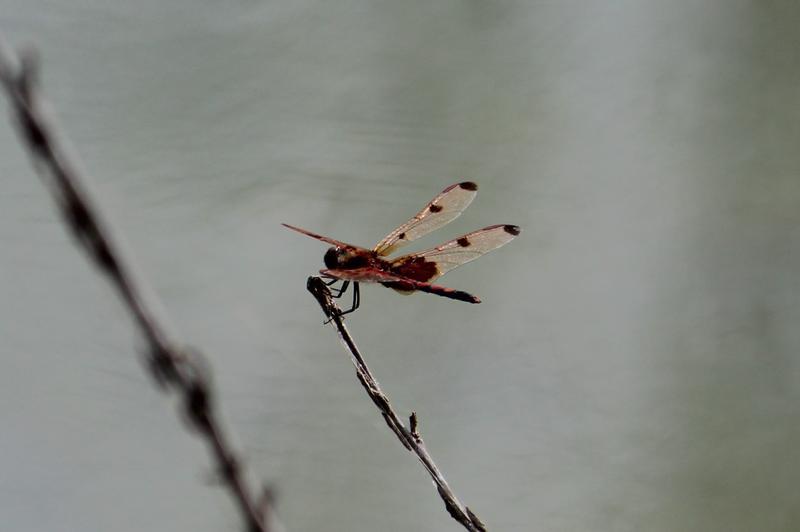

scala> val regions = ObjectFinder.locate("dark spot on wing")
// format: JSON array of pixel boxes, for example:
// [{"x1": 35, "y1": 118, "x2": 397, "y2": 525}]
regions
[
  {"x1": 398, "y1": 232, "x2": 406, "y2": 240},
  {"x1": 429, "y1": 204, "x2": 443, "y2": 213},
  {"x1": 504, "y1": 225, "x2": 521, "y2": 236},
  {"x1": 457, "y1": 237, "x2": 471, "y2": 247},
  {"x1": 459, "y1": 181, "x2": 478, "y2": 191},
  {"x1": 391, "y1": 256, "x2": 439, "y2": 282}
]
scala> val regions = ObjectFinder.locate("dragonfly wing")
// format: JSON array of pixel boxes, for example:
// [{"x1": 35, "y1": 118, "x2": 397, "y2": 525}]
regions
[
  {"x1": 320, "y1": 268, "x2": 480, "y2": 304},
  {"x1": 282, "y1": 223, "x2": 356, "y2": 249},
  {"x1": 320, "y1": 267, "x2": 400, "y2": 283},
  {"x1": 390, "y1": 224, "x2": 521, "y2": 282},
  {"x1": 372, "y1": 181, "x2": 478, "y2": 256}
]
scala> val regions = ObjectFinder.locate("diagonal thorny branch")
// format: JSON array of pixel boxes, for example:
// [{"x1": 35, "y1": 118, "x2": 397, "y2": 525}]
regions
[
  {"x1": 306, "y1": 276, "x2": 487, "y2": 532},
  {"x1": 0, "y1": 41, "x2": 274, "y2": 532}
]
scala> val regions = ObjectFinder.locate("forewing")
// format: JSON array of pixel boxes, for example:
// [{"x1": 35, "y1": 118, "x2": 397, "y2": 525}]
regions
[
  {"x1": 372, "y1": 181, "x2": 478, "y2": 256},
  {"x1": 391, "y1": 224, "x2": 521, "y2": 282},
  {"x1": 321, "y1": 268, "x2": 479, "y2": 303},
  {"x1": 320, "y1": 267, "x2": 402, "y2": 283},
  {"x1": 282, "y1": 223, "x2": 357, "y2": 249}
]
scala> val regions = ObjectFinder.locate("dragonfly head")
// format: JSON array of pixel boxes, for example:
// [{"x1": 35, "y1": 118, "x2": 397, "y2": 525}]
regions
[{"x1": 324, "y1": 246, "x2": 345, "y2": 269}]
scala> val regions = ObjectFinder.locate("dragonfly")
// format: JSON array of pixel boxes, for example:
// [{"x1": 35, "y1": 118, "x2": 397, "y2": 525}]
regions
[{"x1": 283, "y1": 181, "x2": 520, "y2": 314}]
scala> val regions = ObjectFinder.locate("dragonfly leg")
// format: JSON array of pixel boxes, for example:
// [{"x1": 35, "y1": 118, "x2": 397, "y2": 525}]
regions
[
  {"x1": 332, "y1": 280, "x2": 350, "y2": 298},
  {"x1": 337, "y1": 282, "x2": 360, "y2": 316},
  {"x1": 323, "y1": 278, "x2": 350, "y2": 298}
]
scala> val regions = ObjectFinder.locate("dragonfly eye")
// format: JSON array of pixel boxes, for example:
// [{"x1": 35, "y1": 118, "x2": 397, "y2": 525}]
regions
[{"x1": 324, "y1": 247, "x2": 340, "y2": 269}]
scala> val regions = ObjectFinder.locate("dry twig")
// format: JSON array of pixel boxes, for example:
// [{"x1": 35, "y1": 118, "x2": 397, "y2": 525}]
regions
[
  {"x1": 306, "y1": 276, "x2": 487, "y2": 531},
  {"x1": 0, "y1": 41, "x2": 273, "y2": 532}
]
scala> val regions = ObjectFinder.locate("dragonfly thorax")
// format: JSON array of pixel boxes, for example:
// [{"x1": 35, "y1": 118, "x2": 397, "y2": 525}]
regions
[{"x1": 324, "y1": 246, "x2": 372, "y2": 270}]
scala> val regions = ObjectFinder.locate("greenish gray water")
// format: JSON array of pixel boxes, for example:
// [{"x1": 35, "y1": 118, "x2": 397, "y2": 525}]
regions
[{"x1": 2, "y1": 1, "x2": 800, "y2": 531}]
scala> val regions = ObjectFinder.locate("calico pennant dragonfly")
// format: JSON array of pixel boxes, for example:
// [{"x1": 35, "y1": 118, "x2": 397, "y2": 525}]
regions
[{"x1": 284, "y1": 181, "x2": 520, "y2": 314}]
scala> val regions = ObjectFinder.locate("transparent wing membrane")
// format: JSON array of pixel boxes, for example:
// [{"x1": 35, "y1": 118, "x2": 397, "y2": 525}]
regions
[
  {"x1": 391, "y1": 224, "x2": 520, "y2": 282},
  {"x1": 373, "y1": 181, "x2": 478, "y2": 256}
]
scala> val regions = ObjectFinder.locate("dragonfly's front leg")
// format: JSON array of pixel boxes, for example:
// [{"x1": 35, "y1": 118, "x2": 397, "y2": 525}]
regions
[
  {"x1": 337, "y1": 282, "x2": 360, "y2": 316},
  {"x1": 324, "y1": 278, "x2": 350, "y2": 298}
]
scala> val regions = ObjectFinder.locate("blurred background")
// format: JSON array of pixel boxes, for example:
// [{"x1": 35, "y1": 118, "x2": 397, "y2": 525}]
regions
[{"x1": 2, "y1": 1, "x2": 800, "y2": 531}]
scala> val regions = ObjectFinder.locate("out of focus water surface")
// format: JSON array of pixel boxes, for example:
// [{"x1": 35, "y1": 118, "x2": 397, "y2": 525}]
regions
[{"x1": 2, "y1": 2, "x2": 800, "y2": 531}]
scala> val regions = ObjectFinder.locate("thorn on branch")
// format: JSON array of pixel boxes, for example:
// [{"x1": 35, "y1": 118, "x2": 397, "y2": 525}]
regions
[{"x1": 409, "y1": 411, "x2": 421, "y2": 443}]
